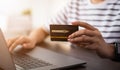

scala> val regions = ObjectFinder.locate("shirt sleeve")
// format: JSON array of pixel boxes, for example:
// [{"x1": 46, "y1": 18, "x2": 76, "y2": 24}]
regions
[{"x1": 42, "y1": 0, "x2": 72, "y2": 34}]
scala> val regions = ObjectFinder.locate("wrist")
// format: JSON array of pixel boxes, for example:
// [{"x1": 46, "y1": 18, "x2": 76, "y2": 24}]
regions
[
  {"x1": 107, "y1": 43, "x2": 115, "y2": 59},
  {"x1": 96, "y1": 43, "x2": 114, "y2": 59}
]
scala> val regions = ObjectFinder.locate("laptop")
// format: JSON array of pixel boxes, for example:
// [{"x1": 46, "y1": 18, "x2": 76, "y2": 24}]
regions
[{"x1": 0, "y1": 29, "x2": 86, "y2": 70}]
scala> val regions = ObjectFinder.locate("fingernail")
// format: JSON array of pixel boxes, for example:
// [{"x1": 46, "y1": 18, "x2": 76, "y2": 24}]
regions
[
  {"x1": 68, "y1": 35, "x2": 72, "y2": 38},
  {"x1": 68, "y1": 39, "x2": 73, "y2": 42},
  {"x1": 67, "y1": 39, "x2": 70, "y2": 41}
]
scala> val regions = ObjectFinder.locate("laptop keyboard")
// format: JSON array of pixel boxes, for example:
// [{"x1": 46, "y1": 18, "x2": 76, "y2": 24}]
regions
[{"x1": 12, "y1": 53, "x2": 52, "y2": 70}]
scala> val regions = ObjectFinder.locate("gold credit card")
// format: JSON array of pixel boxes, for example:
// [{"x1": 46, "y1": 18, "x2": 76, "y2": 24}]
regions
[{"x1": 50, "y1": 25, "x2": 78, "y2": 41}]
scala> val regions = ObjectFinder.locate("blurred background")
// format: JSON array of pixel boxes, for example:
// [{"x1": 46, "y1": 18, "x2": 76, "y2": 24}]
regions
[{"x1": 0, "y1": 0, "x2": 70, "y2": 38}]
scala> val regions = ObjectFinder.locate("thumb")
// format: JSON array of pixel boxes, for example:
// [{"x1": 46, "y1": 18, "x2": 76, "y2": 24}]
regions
[{"x1": 23, "y1": 43, "x2": 34, "y2": 49}]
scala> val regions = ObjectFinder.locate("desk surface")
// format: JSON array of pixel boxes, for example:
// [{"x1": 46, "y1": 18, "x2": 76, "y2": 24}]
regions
[{"x1": 38, "y1": 41, "x2": 120, "y2": 70}]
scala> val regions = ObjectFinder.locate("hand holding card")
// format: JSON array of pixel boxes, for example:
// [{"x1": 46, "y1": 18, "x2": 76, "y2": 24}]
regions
[{"x1": 50, "y1": 25, "x2": 78, "y2": 41}]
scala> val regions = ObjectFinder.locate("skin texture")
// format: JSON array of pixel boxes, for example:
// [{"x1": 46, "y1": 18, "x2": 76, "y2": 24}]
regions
[
  {"x1": 7, "y1": 28, "x2": 49, "y2": 52},
  {"x1": 68, "y1": 21, "x2": 115, "y2": 59}
]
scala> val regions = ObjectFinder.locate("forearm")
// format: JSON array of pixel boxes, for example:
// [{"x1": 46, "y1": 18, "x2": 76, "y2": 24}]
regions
[{"x1": 28, "y1": 28, "x2": 49, "y2": 44}]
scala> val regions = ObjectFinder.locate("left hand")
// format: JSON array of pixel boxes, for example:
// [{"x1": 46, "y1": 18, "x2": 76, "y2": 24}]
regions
[
  {"x1": 68, "y1": 21, "x2": 115, "y2": 58},
  {"x1": 68, "y1": 21, "x2": 108, "y2": 50}
]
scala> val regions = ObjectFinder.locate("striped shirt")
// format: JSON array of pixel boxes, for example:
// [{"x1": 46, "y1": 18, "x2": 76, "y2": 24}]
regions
[{"x1": 43, "y1": 0, "x2": 120, "y2": 43}]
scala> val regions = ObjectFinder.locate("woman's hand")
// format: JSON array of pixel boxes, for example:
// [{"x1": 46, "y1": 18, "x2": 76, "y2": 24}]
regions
[
  {"x1": 7, "y1": 36, "x2": 36, "y2": 52},
  {"x1": 68, "y1": 21, "x2": 114, "y2": 58}
]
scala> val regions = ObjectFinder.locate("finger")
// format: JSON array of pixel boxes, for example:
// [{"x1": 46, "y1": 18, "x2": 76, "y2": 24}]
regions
[
  {"x1": 68, "y1": 29, "x2": 94, "y2": 39},
  {"x1": 71, "y1": 42, "x2": 90, "y2": 48},
  {"x1": 68, "y1": 35, "x2": 94, "y2": 43},
  {"x1": 7, "y1": 39, "x2": 13, "y2": 48},
  {"x1": 7, "y1": 36, "x2": 20, "y2": 48},
  {"x1": 72, "y1": 21, "x2": 96, "y2": 31},
  {"x1": 9, "y1": 36, "x2": 29, "y2": 52},
  {"x1": 23, "y1": 43, "x2": 29, "y2": 48}
]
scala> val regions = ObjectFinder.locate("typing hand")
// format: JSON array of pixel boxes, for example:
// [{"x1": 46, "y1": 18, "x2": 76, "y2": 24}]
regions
[{"x1": 7, "y1": 36, "x2": 36, "y2": 52}]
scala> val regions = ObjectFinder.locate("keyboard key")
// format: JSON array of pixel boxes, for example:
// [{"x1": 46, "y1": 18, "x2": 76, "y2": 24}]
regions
[{"x1": 13, "y1": 53, "x2": 52, "y2": 70}]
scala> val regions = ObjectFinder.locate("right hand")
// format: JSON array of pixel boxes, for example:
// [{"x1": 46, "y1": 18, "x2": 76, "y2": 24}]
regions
[{"x1": 7, "y1": 36, "x2": 36, "y2": 52}]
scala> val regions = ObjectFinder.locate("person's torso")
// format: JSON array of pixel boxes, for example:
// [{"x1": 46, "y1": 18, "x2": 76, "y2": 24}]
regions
[{"x1": 67, "y1": 0, "x2": 120, "y2": 43}]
